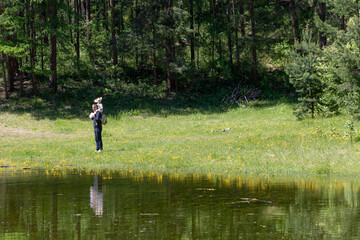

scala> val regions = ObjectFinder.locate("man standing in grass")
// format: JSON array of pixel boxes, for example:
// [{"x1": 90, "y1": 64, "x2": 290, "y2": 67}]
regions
[{"x1": 90, "y1": 104, "x2": 103, "y2": 152}]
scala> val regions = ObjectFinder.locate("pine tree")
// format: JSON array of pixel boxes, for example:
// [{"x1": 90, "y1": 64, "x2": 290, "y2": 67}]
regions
[
  {"x1": 321, "y1": 16, "x2": 360, "y2": 117},
  {"x1": 286, "y1": 31, "x2": 325, "y2": 118},
  {"x1": 312, "y1": 0, "x2": 360, "y2": 117}
]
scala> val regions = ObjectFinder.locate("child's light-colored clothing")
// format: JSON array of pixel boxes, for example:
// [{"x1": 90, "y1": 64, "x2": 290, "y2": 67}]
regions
[
  {"x1": 94, "y1": 97, "x2": 103, "y2": 113},
  {"x1": 96, "y1": 103, "x2": 103, "y2": 113}
]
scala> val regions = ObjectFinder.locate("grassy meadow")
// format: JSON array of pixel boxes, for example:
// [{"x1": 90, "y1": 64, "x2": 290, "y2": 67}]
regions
[{"x1": 2, "y1": 95, "x2": 360, "y2": 179}]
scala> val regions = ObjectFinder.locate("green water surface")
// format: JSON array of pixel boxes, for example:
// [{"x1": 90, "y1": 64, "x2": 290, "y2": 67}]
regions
[{"x1": 1, "y1": 169, "x2": 359, "y2": 239}]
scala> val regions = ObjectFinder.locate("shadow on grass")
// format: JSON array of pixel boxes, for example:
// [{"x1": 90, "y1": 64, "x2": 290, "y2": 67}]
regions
[{"x1": 1, "y1": 83, "x2": 289, "y2": 121}]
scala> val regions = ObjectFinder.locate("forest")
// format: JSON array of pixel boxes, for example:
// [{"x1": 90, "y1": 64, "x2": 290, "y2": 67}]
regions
[{"x1": 1, "y1": 0, "x2": 360, "y2": 118}]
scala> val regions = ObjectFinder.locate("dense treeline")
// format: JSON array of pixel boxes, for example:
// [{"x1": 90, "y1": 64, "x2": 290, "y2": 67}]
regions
[{"x1": 1, "y1": 0, "x2": 360, "y2": 118}]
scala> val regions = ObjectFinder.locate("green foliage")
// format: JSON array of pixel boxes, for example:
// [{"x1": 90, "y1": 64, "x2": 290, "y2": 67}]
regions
[
  {"x1": 0, "y1": 0, "x2": 307, "y2": 97},
  {"x1": 319, "y1": 16, "x2": 360, "y2": 118},
  {"x1": 4, "y1": 0, "x2": 360, "y2": 119},
  {"x1": 285, "y1": 31, "x2": 325, "y2": 119},
  {"x1": 270, "y1": 41, "x2": 292, "y2": 68},
  {"x1": 344, "y1": 119, "x2": 356, "y2": 143}
]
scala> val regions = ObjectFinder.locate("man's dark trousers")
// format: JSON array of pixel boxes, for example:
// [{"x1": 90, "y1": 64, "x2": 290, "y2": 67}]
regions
[
  {"x1": 94, "y1": 126, "x2": 103, "y2": 151},
  {"x1": 93, "y1": 111, "x2": 103, "y2": 151}
]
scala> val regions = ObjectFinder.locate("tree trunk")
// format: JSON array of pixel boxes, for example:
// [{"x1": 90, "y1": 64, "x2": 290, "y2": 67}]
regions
[
  {"x1": 189, "y1": 0, "x2": 195, "y2": 63},
  {"x1": 250, "y1": 0, "x2": 258, "y2": 87},
  {"x1": 41, "y1": 2, "x2": 48, "y2": 45},
  {"x1": 110, "y1": 0, "x2": 117, "y2": 66},
  {"x1": 74, "y1": 0, "x2": 80, "y2": 60},
  {"x1": 67, "y1": 0, "x2": 73, "y2": 43},
  {"x1": 239, "y1": 0, "x2": 245, "y2": 37},
  {"x1": 164, "y1": 0, "x2": 177, "y2": 91},
  {"x1": 6, "y1": 56, "x2": 14, "y2": 93},
  {"x1": 226, "y1": 0, "x2": 233, "y2": 67},
  {"x1": 1, "y1": 52, "x2": 8, "y2": 99},
  {"x1": 0, "y1": 25, "x2": 8, "y2": 98},
  {"x1": 30, "y1": 52, "x2": 36, "y2": 95},
  {"x1": 119, "y1": 5, "x2": 125, "y2": 66},
  {"x1": 341, "y1": 16, "x2": 346, "y2": 31},
  {"x1": 19, "y1": 57, "x2": 24, "y2": 95},
  {"x1": 289, "y1": 0, "x2": 300, "y2": 43},
  {"x1": 41, "y1": 1, "x2": 47, "y2": 73},
  {"x1": 171, "y1": 35, "x2": 178, "y2": 91},
  {"x1": 196, "y1": 3, "x2": 202, "y2": 69},
  {"x1": 196, "y1": 4, "x2": 201, "y2": 69},
  {"x1": 49, "y1": 0, "x2": 57, "y2": 92},
  {"x1": 318, "y1": 2, "x2": 327, "y2": 49},
  {"x1": 30, "y1": 2, "x2": 37, "y2": 95},
  {"x1": 19, "y1": 1, "x2": 24, "y2": 95},
  {"x1": 80, "y1": 0, "x2": 85, "y2": 16},
  {"x1": 41, "y1": 29, "x2": 44, "y2": 72},
  {"x1": 135, "y1": 0, "x2": 139, "y2": 68},
  {"x1": 211, "y1": 37, "x2": 215, "y2": 67},
  {"x1": 86, "y1": 0, "x2": 90, "y2": 44},
  {"x1": 152, "y1": 17, "x2": 157, "y2": 85},
  {"x1": 218, "y1": 38, "x2": 222, "y2": 61},
  {"x1": 211, "y1": 0, "x2": 215, "y2": 67},
  {"x1": 232, "y1": 0, "x2": 239, "y2": 66},
  {"x1": 216, "y1": 1, "x2": 222, "y2": 62}
]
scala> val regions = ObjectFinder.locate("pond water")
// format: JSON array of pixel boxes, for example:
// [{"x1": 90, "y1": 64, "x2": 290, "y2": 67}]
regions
[{"x1": 1, "y1": 169, "x2": 360, "y2": 239}]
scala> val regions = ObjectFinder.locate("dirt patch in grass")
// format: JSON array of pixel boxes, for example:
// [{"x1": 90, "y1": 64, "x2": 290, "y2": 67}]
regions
[
  {"x1": 0, "y1": 123, "x2": 88, "y2": 138},
  {"x1": 0, "y1": 124, "x2": 50, "y2": 137}
]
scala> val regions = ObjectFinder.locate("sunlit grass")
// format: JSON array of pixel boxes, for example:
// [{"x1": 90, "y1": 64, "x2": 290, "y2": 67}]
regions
[{"x1": 2, "y1": 101, "x2": 360, "y2": 178}]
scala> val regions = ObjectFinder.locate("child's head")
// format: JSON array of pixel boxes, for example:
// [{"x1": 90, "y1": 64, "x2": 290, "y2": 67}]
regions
[{"x1": 94, "y1": 97, "x2": 102, "y2": 104}]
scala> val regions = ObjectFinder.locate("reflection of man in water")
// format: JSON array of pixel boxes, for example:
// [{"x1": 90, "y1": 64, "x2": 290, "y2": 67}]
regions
[{"x1": 90, "y1": 174, "x2": 103, "y2": 216}]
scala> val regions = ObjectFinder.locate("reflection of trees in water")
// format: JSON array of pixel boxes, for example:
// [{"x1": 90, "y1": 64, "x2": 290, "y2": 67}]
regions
[
  {"x1": 2, "y1": 171, "x2": 360, "y2": 238},
  {"x1": 278, "y1": 181, "x2": 360, "y2": 239},
  {"x1": 90, "y1": 174, "x2": 103, "y2": 216}
]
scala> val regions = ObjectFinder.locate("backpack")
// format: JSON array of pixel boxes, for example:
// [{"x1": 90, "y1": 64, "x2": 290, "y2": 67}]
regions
[{"x1": 101, "y1": 114, "x2": 107, "y2": 125}]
